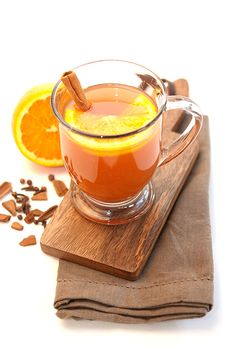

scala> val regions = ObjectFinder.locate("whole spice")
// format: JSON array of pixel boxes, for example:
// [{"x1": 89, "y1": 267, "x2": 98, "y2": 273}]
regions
[
  {"x1": 12, "y1": 193, "x2": 31, "y2": 215},
  {"x1": 12, "y1": 192, "x2": 29, "y2": 204},
  {"x1": 19, "y1": 235, "x2": 36, "y2": 247},
  {"x1": 0, "y1": 213, "x2": 11, "y2": 222},
  {"x1": 52, "y1": 180, "x2": 68, "y2": 197},
  {"x1": 2, "y1": 173, "x2": 64, "y2": 247},
  {"x1": 0, "y1": 182, "x2": 12, "y2": 199},
  {"x1": 2, "y1": 199, "x2": 16, "y2": 216},
  {"x1": 48, "y1": 174, "x2": 55, "y2": 182},
  {"x1": 32, "y1": 191, "x2": 48, "y2": 201},
  {"x1": 11, "y1": 222, "x2": 24, "y2": 231},
  {"x1": 21, "y1": 186, "x2": 38, "y2": 192},
  {"x1": 33, "y1": 186, "x2": 47, "y2": 195},
  {"x1": 23, "y1": 203, "x2": 31, "y2": 214}
]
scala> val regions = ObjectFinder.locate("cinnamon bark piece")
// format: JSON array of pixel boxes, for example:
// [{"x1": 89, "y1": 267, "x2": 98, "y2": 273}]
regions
[
  {"x1": 52, "y1": 180, "x2": 68, "y2": 197},
  {"x1": 24, "y1": 212, "x2": 35, "y2": 224},
  {"x1": 19, "y1": 235, "x2": 36, "y2": 247},
  {"x1": 0, "y1": 182, "x2": 12, "y2": 199},
  {"x1": 31, "y1": 191, "x2": 48, "y2": 201},
  {"x1": 0, "y1": 213, "x2": 11, "y2": 222},
  {"x1": 11, "y1": 222, "x2": 24, "y2": 231},
  {"x1": 31, "y1": 209, "x2": 43, "y2": 217},
  {"x1": 2, "y1": 199, "x2": 16, "y2": 216}
]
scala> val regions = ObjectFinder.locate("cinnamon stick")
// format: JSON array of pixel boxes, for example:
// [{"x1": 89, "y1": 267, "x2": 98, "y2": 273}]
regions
[
  {"x1": 61, "y1": 70, "x2": 91, "y2": 111},
  {"x1": 36, "y1": 205, "x2": 58, "y2": 223}
]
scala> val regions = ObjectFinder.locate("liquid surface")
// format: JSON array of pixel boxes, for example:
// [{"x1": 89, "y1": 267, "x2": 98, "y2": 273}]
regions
[{"x1": 63, "y1": 84, "x2": 158, "y2": 136}]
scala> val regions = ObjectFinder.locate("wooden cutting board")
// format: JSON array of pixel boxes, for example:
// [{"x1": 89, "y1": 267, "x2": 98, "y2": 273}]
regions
[{"x1": 40, "y1": 79, "x2": 199, "y2": 280}]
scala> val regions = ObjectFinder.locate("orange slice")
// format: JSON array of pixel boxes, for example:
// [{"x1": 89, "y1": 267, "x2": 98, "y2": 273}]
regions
[
  {"x1": 64, "y1": 93, "x2": 157, "y2": 136},
  {"x1": 64, "y1": 94, "x2": 158, "y2": 155},
  {"x1": 12, "y1": 84, "x2": 63, "y2": 167}
]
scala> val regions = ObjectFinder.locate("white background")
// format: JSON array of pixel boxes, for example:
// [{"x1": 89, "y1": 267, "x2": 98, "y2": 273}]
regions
[{"x1": 0, "y1": 0, "x2": 235, "y2": 351}]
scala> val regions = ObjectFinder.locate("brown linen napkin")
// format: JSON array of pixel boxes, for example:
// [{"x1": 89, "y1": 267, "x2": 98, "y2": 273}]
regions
[{"x1": 54, "y1": 116, "x2": 213, "y2": 323}]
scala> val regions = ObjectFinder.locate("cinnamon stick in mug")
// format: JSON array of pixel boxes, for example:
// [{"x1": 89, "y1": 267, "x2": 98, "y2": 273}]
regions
[{"x1": 61, "y1": 71, "x2": 91, "y2": 111}]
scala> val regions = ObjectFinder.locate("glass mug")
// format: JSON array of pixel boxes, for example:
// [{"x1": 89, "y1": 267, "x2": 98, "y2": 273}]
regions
[{"x1": 51, "y1": 60, "x2": 203, "y2": 225}]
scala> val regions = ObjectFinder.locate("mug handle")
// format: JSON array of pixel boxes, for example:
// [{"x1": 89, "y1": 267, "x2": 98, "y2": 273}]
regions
[{"x1": 158, "y1": 95, "x2": 203, "y2": 166}]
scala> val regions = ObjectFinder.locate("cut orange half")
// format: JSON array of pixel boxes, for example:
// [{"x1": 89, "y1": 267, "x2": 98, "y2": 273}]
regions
[{"x1": 12, "y1": 84, "x2": 63, "y2": 167}]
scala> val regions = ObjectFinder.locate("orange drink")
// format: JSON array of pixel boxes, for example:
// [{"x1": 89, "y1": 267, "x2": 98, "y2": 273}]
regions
[
  {"x1": 60, "y1": 84, "x2": 160, "y2": 203},
  {"x1": 51, "y1": 60, "x2": 202, "y2": 224}
]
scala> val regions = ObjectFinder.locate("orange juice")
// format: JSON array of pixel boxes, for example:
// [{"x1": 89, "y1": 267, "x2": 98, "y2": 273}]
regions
[{"x1": 60, "y1": 84, "x2": 160, "y2": 202}]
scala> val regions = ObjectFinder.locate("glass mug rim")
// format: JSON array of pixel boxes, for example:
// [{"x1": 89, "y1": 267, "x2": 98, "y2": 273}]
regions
[{"x1": 51, "y1": 59, "x2": 167, "y2": 139}]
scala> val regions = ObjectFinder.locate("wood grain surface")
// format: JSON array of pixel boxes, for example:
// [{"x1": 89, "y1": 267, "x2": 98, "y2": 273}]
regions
[{"x1": 40, "y1": 79, "x2": 199, "y2": 280}]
